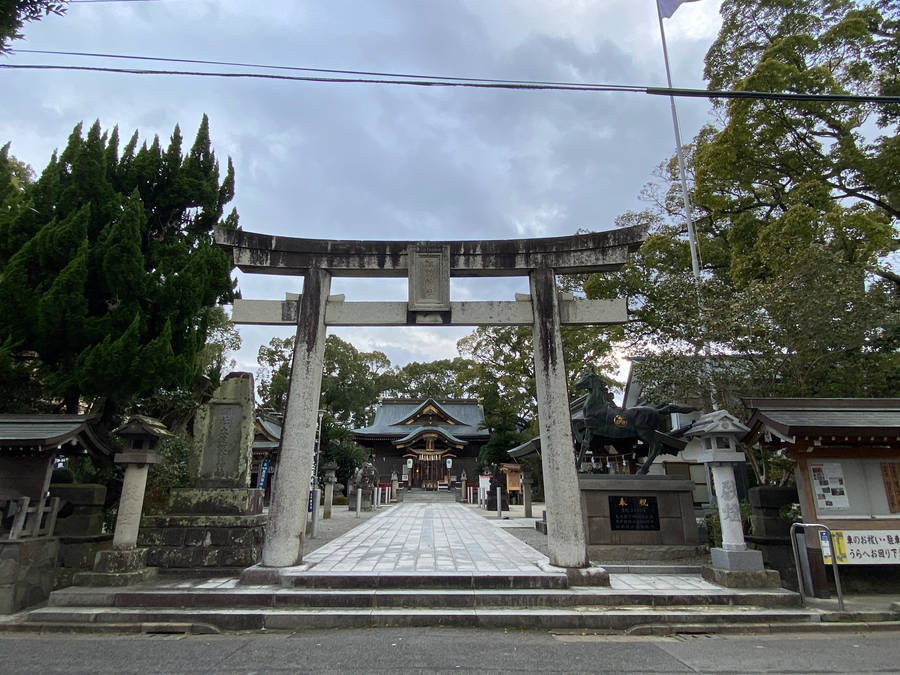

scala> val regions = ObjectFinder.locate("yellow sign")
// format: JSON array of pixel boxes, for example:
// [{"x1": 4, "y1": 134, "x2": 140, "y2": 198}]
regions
[
  {"x1": 822, "y1": 530, "x2": 900, "y2": 565},
  {"x1": 613, "y1": 415, "x2": 628, "y2": 428}
]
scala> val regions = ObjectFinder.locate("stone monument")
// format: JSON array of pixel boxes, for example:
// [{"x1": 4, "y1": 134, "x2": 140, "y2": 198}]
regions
[{"x1": 138, "y1": 373, "x2": 266, "y2": 571}]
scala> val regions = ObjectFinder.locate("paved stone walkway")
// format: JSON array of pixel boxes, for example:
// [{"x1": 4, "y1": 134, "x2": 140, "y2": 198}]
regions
[{"x1": 302, "y1": 503, "x2": 547, "y2": 574}]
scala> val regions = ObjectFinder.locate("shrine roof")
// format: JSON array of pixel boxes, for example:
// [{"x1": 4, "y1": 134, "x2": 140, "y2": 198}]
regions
[
  {"x1": 391, "y1": 426, "x2": 469, "y2": 447},
  {"x1": 0, "y1": 415, "x2": 115, "y2": 455},
  {"x1": 743, "y1": 398, "x2": 900, "y2": 444},
  {"x1": 353, "y1": 398, "x2": 488, "y2": 439}
]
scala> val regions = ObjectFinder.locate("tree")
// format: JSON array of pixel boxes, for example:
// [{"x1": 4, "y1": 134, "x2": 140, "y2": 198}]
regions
[
  {"x1": 0, "y1": 1, "x2": 66, "y2": 54},
  {"x1": 457, "y1": 322, "x2": 622, "y2": 426},
  {"x1": 698, "y1": 0, "x2": 898, "y2": 288},
  {"x1": 584, "y1": 0, "x2": 899, "y2": 483},
  {"x1": 384, "y1": 357, "x2": 477, "y2": 399},
  {"x1": 0, "y1": 117, "x2": 238, "y2": 428},
  {"x1": 256, "y1": 334, "x2": 395, "y2": 484}
]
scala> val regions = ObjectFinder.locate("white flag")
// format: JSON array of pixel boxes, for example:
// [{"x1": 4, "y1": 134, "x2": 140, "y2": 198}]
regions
[{"x1": 658, "y1": 0, "x2": 703, "y2": 19}]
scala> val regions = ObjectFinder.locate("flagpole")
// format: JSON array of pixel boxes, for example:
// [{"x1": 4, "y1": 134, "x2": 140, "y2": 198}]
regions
[
  {"x1": 656, "y1": 1, "x2": 717, "y2": 408},
  {"x1": 656, "y1": 1, "x2": 701, "y2": 278}
]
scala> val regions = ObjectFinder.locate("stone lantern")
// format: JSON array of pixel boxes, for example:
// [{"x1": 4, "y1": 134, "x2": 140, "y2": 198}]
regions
[
  {"x1": 685, "y1": 410, "x2": 779, "y2": 588},
  {"x1": 75, "y1": 416, "x2": 170, "y2": 586}
]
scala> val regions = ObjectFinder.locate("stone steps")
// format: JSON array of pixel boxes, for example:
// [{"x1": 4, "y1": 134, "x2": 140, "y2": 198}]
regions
[
  {"x1": 45, "y1": 585, "x2": 802, "y2": 610},
  {"x1": 25, "y1": 604, "x2": 822, "y2": 632}
]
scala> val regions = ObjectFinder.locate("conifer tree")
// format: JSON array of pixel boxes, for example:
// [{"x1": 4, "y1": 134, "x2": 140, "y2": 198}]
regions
[{"x1": 0, "y1": 117, "x2": 238, "y2": 425}]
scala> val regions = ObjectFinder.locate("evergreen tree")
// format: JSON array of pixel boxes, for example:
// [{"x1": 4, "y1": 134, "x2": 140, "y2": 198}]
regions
[{"x1": 0, "y1": 117, "x2": 238, "y2": 425}]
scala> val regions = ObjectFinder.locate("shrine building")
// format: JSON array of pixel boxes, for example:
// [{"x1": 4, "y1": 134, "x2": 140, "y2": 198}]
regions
[{"x1": 352, "y1": 398, "x2": 489, "y2": 490}]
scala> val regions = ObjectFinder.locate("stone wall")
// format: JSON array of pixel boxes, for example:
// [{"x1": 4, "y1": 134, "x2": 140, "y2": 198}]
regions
[{"x1": 0, "y1": 538, "x2": 59, "y2": 614}]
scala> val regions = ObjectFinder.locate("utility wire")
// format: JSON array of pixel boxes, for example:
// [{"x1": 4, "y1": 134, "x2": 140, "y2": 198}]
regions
[
  {"x1": 12, "y1": 48, "x2": 632, "y2": 88},
  {"x1": 2, "y1": 62, "x2": 898, "y2": 104}
]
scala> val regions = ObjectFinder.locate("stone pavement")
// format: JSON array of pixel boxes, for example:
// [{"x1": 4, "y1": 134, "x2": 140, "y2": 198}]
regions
[{"x1": 303, "y1": 502, "x2": 546, "y2": 574}]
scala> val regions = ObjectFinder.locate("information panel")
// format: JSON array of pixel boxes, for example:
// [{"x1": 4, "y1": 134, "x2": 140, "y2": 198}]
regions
[
  {"x1": 810, "y1": 462, "x2": 850, "y2": 510},
  {"x1": 609, "y1": 495, "x2": 660, "y2": 531}
]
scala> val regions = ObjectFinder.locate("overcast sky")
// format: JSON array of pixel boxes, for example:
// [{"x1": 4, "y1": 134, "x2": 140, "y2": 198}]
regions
[{"x1": 3, "y1": 0, "x2": 724, "y2": 376}]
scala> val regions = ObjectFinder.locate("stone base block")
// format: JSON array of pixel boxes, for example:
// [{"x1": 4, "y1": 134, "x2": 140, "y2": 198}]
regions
[
  {"x1": 73, "y1": 566, "x2": 158, "y2": 587},
  {"x1": 710, "y1": 547, "x2": 765, "y2": 571},
  {"x1": 167, "y1": 488, "x2": 264, "y2": 516},
  {"x1": 702, "y1": 565, "x2": 781, "y2": 588},
  {"x1": 239, "y1": 563, "x2": 287, "y2": 586},
  {"x1": 138, "y1": 513, "x2": 265, "y2": 571},
  {"x1": 588, "y1": 545, "x2": 709, "y2": 563},
  {"x1": 565, "y1": 565, "x2": 610, "y2": 587},
  {"x1": 0, "y1": 538, "x2": 59, "y2": 613},
  {"x1": 93, "y1": 548, "x2": 149, "y2": 573}
]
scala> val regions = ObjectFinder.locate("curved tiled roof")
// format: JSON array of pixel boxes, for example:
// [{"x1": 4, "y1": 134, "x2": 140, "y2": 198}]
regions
[
  {"x1": 353, "y1": 398, "x2": 488, "y2": 440},
  {"x1": 391, "y1": 426, "x2": 469, "y2": 447},
  {"x1": 0, "y1": 415, "x2": 114, "y2": 455}
]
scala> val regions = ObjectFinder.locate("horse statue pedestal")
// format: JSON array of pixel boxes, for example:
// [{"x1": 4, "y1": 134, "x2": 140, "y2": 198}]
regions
[{"x1": 579, "y1": 474, "x2": 706, "y2": 563}]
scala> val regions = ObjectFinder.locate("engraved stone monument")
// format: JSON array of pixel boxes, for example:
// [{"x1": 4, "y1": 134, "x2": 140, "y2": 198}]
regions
[{"x1": 138, "y1": 373, "x2": 266, "y2": 571}]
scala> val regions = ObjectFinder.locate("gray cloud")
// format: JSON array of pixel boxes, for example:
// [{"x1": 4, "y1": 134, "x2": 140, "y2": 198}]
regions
[{"x1": 3, "y1": 0, "x2": 723, "y2": 370}]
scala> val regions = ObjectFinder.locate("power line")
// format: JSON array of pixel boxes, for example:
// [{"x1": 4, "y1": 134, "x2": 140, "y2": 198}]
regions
[
  {"x1": 2, "y1": 62, "x2": 898, "y2": 104},
  {"x1": 12, "y1": 48, "x2": 629, "y2": 88}
]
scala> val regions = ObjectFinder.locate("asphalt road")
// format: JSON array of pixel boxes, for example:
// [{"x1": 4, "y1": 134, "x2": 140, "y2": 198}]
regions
[{"x1": 1, "y1": 628, "x2": 897, "y2": 674}]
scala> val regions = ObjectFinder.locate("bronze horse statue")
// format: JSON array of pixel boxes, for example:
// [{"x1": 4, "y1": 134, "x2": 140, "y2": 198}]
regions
[{"x1": 574, "y1": 371, "x2": 694, "y2": 474}]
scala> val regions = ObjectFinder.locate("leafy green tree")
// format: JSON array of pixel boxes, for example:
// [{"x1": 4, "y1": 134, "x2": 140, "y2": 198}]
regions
[
  {"x1": 0, "y1": 1, "x2": 66, "y2": 54},
  {"x1": 457, "y1": 322, "x2": 621, "y2": 425},
  {"x1": 255, "y1": 336, "x2": 294, "y2": 415},
  {"x1": 698, "y1": 0, "x2": 898, "y2": 287},
  {"x1": 586, "y1": 0, "x2": 900, "y2": 420},
  {"x1": 0, "y1": 117, "x2": 238, "y2": 428},
  {"x1": 256, "y1": 334, "x2": 395, "y2": 483},
  {"x1": 320, "y1": 335, "x2": 392, "y2": 427},
  {"x1": 384, "y1": 357, "x2": 477, "y2": 399}
]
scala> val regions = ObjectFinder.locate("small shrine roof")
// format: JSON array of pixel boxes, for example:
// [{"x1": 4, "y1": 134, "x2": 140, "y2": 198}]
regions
[
  {"x1": 743, "y1": 398, "x2": 900, "y2": 444},
  {"x1": 0, "y1": 414, "x2": 115, "y2": 455}
]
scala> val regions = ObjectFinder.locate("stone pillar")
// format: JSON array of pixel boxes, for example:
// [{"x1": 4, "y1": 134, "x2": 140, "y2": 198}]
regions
[
  {"x1": 711, "y1": 463, "x2": 746, "y2": 552},
  {"x1": 74, "y1": 451, "x2": 161, "y2": 587},
  {"x1": 322, "y1": 462, "x2": 337, "y2": 520},
  {"x1": 262, "y1": 267, "x2": 331, "y2": 568},
  {"x1": 112, "y1": 452, "x2": 160, "y2": 549},
  {"x1": 522, "y1": 470, "x2": 533, "y2": 519},
  {"x1": 530, "y1": 268, "x2": 589, "y2": 569}
]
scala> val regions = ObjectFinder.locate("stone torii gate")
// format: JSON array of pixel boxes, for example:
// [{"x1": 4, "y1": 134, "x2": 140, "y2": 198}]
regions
[{"x1": 215, "y1": 225, "x2": 644, "y2": 572}]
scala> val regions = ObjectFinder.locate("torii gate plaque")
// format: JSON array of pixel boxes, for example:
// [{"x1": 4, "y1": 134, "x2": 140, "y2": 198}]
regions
[{"x1": 215, "y1": 225, "x2": 644, "y2": 572}]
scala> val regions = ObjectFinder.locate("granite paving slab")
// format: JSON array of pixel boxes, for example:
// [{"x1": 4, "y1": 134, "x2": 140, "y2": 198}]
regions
[{"x1": 276, "y1": 503, "x2": 566, "y2": 588}]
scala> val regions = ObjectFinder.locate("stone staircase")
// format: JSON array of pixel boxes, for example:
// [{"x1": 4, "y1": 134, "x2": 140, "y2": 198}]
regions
[
  {"x1": 400, "y1": 488, "x2": 458, "y2": 503},
  {"x1": 18, "y1": 576, "x2": 846, "y2": 634}
]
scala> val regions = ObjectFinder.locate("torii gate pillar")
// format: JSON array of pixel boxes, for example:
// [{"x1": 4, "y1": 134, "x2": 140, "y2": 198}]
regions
[
  {"x1": 262, "y1": 268, "x2": 331, "y2": 567},
  {"x1": 531, "y1": 268, "x2": 589, "y2": 568}
]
